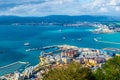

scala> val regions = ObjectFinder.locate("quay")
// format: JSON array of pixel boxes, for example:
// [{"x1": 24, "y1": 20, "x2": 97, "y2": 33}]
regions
[{"x1": 26, "y1": 45, "x2": 58, "y2": 52}]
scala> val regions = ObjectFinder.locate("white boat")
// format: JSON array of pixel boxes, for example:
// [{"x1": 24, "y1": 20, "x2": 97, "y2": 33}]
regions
[
  {"x1": 25, "y1": 49, "x2": 31, "y2": 52},
  {"x1": 24, "y1": 42, "x2": 30, "y2": 46},
  {"x1": 77, "y1": 38, "x2": 81, "y2": 41}
]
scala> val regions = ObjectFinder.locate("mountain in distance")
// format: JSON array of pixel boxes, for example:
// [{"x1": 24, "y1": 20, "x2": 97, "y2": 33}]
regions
[{"x1": 0, "y1": 15, "x2": 120, "y2": 25}]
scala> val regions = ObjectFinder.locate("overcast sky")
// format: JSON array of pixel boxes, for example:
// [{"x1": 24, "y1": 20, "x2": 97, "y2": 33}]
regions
[{"x1": 0, "y1": 0, "x2": 120, "y2": 16}]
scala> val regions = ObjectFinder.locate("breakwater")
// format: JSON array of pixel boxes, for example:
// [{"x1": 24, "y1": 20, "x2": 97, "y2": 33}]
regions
[{"x1": 0, "y1": 61, "x2": 28, "y2": 70}]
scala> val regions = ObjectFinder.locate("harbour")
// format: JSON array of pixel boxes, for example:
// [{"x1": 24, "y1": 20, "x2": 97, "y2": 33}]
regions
[
  {"x1": 0, "y1": 25, "x2": 119, "y2": 77},
  {"x1": 0, "y1": 61, "x2": 29, "y2": 76},
  {"x1": 0, "y1": 44, "x2": 117, "y2": 79},
  {"x1": 0, "y1": 1, "x2": 120, "y2": 79}
]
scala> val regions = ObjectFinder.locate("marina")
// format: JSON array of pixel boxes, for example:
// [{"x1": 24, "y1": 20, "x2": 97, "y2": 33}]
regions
[
  {"x1": 0, "y1": 61, "x2": 29, "y2": 76},
  {"x1": 0, "y1": 25, "x2": 119, "y2": 70},
  {"x1": 0, "y1": 25, "x2": 119, "y2": 78},
  {"x1": 0, "y1": 44, "x2": 116, "y2": 79}
]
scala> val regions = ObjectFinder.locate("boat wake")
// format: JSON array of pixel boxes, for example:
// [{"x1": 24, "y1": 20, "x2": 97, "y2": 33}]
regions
[{"x1": 94, "y1": 38, "x2": 120, "y2": 45}]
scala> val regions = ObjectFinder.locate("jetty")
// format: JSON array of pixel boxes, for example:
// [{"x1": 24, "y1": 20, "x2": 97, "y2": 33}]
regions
[
  {"x1": 0, "y1": 61, "x2": 29, "y2": 70},
  {"x1": 26, "y1": 45, "x2": 58, "y2": 52}
]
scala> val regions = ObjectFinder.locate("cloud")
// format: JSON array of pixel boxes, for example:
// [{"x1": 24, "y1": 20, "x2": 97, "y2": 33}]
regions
[
  {"x1": 109, "y1": 0, "x2": 120, "y2": 6},
  {"x1": 99, "y1": 7, "x2": 108, "y2": 12},
  {"x1": 115, "y1": 6, "x2": 120, "y2": 11},
  {"x1": 0, "y1": 0, "x2": 120, "y2": 16}
]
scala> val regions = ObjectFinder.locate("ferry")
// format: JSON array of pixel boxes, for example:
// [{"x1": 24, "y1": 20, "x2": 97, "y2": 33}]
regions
[{"x1": 24, "y1": 42, "x2": 30, "y2": 46}]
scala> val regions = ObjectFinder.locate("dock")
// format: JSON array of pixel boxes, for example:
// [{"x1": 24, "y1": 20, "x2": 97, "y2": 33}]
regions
[{"x1": 26, "y1": 45, "x2": 58, "y2": 52}]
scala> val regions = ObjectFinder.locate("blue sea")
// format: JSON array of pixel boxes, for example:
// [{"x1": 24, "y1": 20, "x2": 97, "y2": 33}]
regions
[{"x1": 0, "y1": 25, "x2": 120, "y2": 74}]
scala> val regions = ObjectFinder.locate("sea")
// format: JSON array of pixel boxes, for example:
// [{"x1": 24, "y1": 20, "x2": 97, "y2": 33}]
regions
[{"x1": 0, "y1": 25, "x2": 120, "y2": 76}]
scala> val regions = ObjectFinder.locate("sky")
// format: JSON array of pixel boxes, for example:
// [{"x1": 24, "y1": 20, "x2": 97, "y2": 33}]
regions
[{"x1": 0, "y1": 0, "x2": 120, "y2": 16}]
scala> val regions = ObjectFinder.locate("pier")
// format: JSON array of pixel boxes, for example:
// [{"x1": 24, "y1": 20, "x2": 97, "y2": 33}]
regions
[{"x1": 26, "y1": 45, "x2": 58, "y2": 52}]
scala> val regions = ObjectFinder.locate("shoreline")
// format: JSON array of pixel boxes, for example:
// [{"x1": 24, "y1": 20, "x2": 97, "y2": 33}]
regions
[{"x1": 0, "y1": 44, "x2": 118, "y2": 79}]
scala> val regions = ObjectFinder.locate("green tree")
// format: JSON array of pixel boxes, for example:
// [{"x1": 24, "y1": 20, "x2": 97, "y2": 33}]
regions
[
  {"x1": 94, "y1": 56, "x2": 120, "y2": 80},
  {"x1": 43, "y1": 62, "x2": 95, "y2": 80}
]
